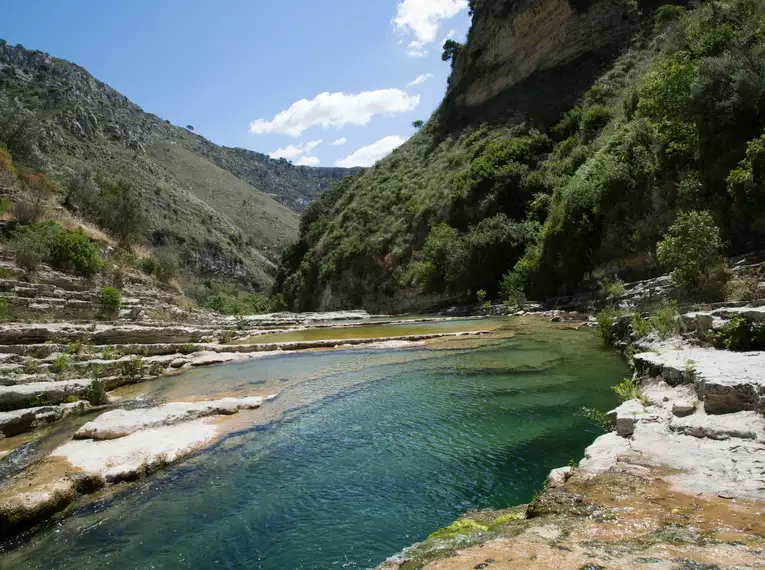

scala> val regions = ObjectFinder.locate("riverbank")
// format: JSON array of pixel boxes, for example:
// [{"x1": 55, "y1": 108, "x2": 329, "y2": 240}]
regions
[{"x1": 379, "y1": 300, "x2": 765, "y2": 568}]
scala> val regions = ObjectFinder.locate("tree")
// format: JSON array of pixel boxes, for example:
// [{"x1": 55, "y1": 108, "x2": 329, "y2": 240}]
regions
[
  {"x1": 96, "y1": 178, "x2": 147, "y2": 245},
  {"x1": 656, "y1": 210, "x2": 724, "y2": 290},
  {"x1": 186, "y1": 125, "x2": 195, "y2": 131},
  {"x1": 441, "y1": 40, "x2": 463, "y2": 68},
  {"x1": 412, "y1": 120, "x2": 424, "y2": 129}
]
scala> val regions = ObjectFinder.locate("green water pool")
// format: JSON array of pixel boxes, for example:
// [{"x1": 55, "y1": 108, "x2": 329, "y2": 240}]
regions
[{"x1": 0, "y1": 319, "x2": 628, "y2": 569}]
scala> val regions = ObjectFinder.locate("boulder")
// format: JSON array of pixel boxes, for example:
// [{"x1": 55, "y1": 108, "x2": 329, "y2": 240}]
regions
[{"x1": 607, "y1": 399, "x2": 646, "y2": 437}]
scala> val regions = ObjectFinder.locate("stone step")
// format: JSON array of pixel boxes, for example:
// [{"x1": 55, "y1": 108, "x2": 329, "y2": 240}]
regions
[
  {"x1": 0, "y1": 401, "x2": 94, "y2": 439},
  {"x1": 635, "y1": 344, "x2": 765, "y2": 413}
]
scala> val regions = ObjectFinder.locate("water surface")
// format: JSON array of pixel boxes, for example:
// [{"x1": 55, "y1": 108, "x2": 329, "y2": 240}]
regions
[{"x1": 1, "y1": 319, "x2": 628, "y2": 569}]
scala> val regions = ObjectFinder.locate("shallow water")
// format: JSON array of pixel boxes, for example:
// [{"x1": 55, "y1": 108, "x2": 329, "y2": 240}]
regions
[
  {"x1": 240, "y1": 317, "x2": 494, "y2": 344},
  {"x1": 1, "y1": 319, "x2": 628, "y2": 569}
]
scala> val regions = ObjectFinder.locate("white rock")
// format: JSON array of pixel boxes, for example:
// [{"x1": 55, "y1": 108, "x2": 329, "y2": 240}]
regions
[
  {"x1": 75, "y1": 396, "x2": 264, "y2": 440},
  {"x1": 545, "y1": 466, "x2": 572, "y2": 488},
  {"x1": 54, "y1": 419, "x2": 219, "y2": 483},
  {"x1": 607, "y1": 399, "x2": 646, "y2": 437},
  {"x1": 578, "y1": 432, "x2": 630, "y2": 476}
]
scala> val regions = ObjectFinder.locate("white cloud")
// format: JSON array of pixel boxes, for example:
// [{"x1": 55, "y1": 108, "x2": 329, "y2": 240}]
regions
[
  {"x1": 394, "y1": 0, "x2": 468, "y2": 55},
  {"x1": 330, "y1": 137, "x2": 347, "y2": 146},
  {"x1": 440, "y1": 29, "x2": 457, "y2": 43},
  {"x1": 336, "y1": 136, "x2": 408, "y2": 168},
  {"x1": 269, "y1": 140, "x2": 322, "y2": 166},
  {"x1": 408, "y1": 73, "x2": 434, "y2": 86},
  {"x1": 406, "y1": 47, "x2": 430, "y2": 57},
  {"x1": 250, "y1": 90, "x2": 420, "y2": 137},
  {"x1": 295, "y1": 155, "x2": 321, "y2": 167}
]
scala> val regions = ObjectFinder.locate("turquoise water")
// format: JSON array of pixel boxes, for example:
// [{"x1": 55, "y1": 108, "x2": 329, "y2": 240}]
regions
[{"x1": 0, "y1": 321, "x2": 628, "y2": 569}]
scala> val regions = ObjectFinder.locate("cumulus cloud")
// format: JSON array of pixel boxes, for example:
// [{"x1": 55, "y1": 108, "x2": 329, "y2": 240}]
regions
[
  {"x1": 295, "y1": 156, "x2": 321, "y2": 167},
  {"x1": 269, "y1": 140, "x2": 322, "y2": 166},
  {"x1": 330, "y1": 137, "x2": 347, "y2": 146},
  {"x1": 408, "y1": 73, "x2": 434, "y2": 86},
  {"x1": 336, "y1": 136, "x2": 408, "y2": 168},
  {"x1": 250, "y1": 90, "x2": 420, "y2": 137},
  {"x1": 394, "y1": 0, "x2": 468, "y2": 55}
]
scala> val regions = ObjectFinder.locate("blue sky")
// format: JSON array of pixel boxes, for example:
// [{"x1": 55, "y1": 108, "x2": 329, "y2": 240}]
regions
[{"x1": 2, "y1": 0, "x2": 470, "y2": 167}]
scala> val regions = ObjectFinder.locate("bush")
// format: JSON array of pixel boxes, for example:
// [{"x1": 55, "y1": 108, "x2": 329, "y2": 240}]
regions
[
  {"x1": 49, "y1": 227, "x2": 103, "y2": 277},
  {"x1": 656, "y1": 210, "x2": 724, "y2": 291},
  {"x1": 0, "y1": 296, "x2": 8, "y2": 318},
  {"x1": 594, "y1": 308, "x2": 618, "y2": 343},
  {"x1": 715, "y1": 315, "x2": 765, "y2": 351},
  {"x1": 649, "y1": 301, "x2": 679, "y2": 339},
  {"x1": 51, "y1": 353, "x2": 69, "y2": 374},
  {"x1": 99, "y1": 286, "x2": 122, "y2": 314},
  {"x1": 631, "y1": 312, "x2": 651, "y2": 338},
  {"x1": 612, "y1": 377, "x2": 642, "y2": 402},
  {"x1": 84, "y1": 378, "x2": 107, "y2": 405},
  {"x1": 121, "y1": 355, "x2": 145, "y2": 381},
  {"x1": 138, "y1": 256, "x2": 156, "y2": 275},
  {"x1": 580, "y1": 106, "x2": 612, "y2": 141},
  {"x1": 96, "y1": 178, "x2": 146, "y2": 245},
  {"x1": 581, "y1": 407, "x2": 614, "y2": 431},
  {"x1": 153, "y1": 248, "x2": 179, "y2": 284}
]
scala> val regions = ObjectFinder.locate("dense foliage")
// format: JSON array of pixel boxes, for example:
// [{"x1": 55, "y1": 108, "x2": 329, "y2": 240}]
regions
[{"x1": 277, "y1": 0, "x2": 765, "y2": 310}]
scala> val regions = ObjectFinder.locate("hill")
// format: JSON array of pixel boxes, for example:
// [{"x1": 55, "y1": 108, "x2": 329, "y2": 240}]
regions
[
  {"x1": 276, "y1": 0, "x2": 765, "y2": 312},
  {"x1": 0, "y1": 40, "x2": 354, "y2": 291}
]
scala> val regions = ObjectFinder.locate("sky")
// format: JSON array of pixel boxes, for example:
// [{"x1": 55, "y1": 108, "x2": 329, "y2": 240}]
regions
[{"x1": 2, "y1": 0, "x2": 471, "y2": 167}]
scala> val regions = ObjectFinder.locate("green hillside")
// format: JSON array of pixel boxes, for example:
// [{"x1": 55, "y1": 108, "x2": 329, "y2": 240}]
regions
[{"x1": 277, "y1": 0, "x2": 765, "y2": 311}]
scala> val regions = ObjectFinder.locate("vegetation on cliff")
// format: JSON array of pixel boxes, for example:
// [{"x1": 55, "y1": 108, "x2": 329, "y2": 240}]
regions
[{"x1": 277, "y1": 0, "x2": 765, "y2": 311}]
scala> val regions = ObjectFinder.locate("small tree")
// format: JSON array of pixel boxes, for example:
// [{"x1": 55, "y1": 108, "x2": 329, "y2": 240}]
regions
[
  {"x1": 97, "y1": 178, "x2": 146, "y2": 245},
  {"x1": 441, "y1": 40, "x2": 463, "y2": 68},
  {"x1": 412, "y1": 120, "x2": 424, "y2": 129},
  {"x1": 186, "y1": 125, "x2": 195, "y2": 131},
  {"x1": 656, "y1": 210, "x2": 724, "y2": 290}
]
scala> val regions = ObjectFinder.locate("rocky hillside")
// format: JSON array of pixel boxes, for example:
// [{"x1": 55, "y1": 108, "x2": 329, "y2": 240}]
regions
[
  {"x1": 0, "y1": 41, "x2": 354, "y2": 288},
  {"x1": 277, "y1": 0, "x2": 765, "y2": 312}
]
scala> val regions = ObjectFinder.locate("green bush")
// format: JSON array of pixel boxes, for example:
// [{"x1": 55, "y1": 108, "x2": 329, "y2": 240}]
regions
[
  {"x1": 138, "y1": 256, "x2": 156, "y2": 275},
  {"x1": 594, "y1": 308, "x2": 618, "y2": 343},
  {"x1": 99, "y1": 286, "x2": 122, "y2": 313},
  {"x1": 581, "y1": 407, "x2": 614, "y2": 432},
  {"x1": 84, "y1": 378, "x2": 107, "y2": 406},
  {"x1": 649, "y1": 301, "x2": 679, "y2": 339},
  {"x1": 580, "y1": 106, "x2": 612, "y2": 141},
  {"x1": 0, "y1": 296, "x2": 9, "y2": 318},
  {"x1": 715, "y1": 315, "x2": 765, "y2": 351},
  {"x1": 656, "y1": 210, "x2": 724, "y2": 291},
  {"x1": 121, "y1": 355, "x2": 145, "y2": 381},
  {"x1": 612, "y1": 377, "x2": 641, "y2": 402},
  {"x1": 631, "y1": 312, "x2": 651, "y2": 338},
  {"x1": 153, "y1": 248, "x2": 179, "y2": 284},
  {"x1": 49, "y1": 227, "x2": 103, "y2": 277},
  {"x1": 51, "y1": 353, "x2": 69, "y2": 374}
]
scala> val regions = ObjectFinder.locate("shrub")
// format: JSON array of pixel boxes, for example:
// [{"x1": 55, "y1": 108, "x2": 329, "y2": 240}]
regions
[
  {"x1": 49, "y1": 227, "x2": 103, "y2": 277},
  {"x1": 121, "y1": 355, "x2": 145, "y2": 381},
  {"x1": 138, "y1": 256, "x2": 156, "y2": 275},
  {"x1": 594, "y1": 308, "x2": 618, "y2": 343},
  {"x1": 0, "y1": 296, "x2": 8, "y2": 317},
  {"x1": 84, "y1": 378, "x2": 107, "y2": 405},
  {"x1": 715, "y1": 315, "x2": 765, "y2": 351},
  {"x1": 612, "y1": 377, "x2": 641, "y2": 402},
  {"x1": 99, "y1": 286, "x2": 122, "y2": 314},
  {"x1": 51, "y1": 353, "x2": 69, "y2": 374},
  {"x1": 654, "y1": 4, "x2": 686, "y2": 33},
  {"x1": 581, "y1": 407, "x2": 614, "y2": 431},
  {"x1": 95, "y1": 178, "x2": 146, "y2": 245},
  {"x1": 656, "y1": 210, "x2": 724, "y2": 291},
  {"x1": 218, "y1": 329, "x2": 237, "y2": 343},
  {"x1": 11, "y1": 173, "x2": 59, "y2": 224},
  {"x1": 631, "y1": 312, "x2": 651, "y2": 339},
  {"x1": 600, "y1": 278, "x2": 626, "y2": 299},
  {"x1": 476, "y1": 289, "x2": 487, "y2": 304},
  {"x1": 580, "y1": 106, "x2": 612, "y2": 141},
  {"x1": 153, "y1": 248, "x2": 179, "y2": 284},
  {"x1": 649, "y1": 301, "x2": 679, "y2": 339}
]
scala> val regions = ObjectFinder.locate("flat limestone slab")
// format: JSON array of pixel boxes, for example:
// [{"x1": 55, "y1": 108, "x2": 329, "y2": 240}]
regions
[
  {"x1": 54, "y1": 418, "x2": 219, "y2": 483},
  {"x1": 75, "y1": 396, "x2": 265, "y2": 440},
  {"x1": 634, "y1": 345, "x2": 765, "y2": 413}
]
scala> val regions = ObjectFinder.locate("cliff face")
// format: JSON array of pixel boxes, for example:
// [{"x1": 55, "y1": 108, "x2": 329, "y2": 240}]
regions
[{"x1": 442, "y1": 0, "x2": 637, "y2": 130}]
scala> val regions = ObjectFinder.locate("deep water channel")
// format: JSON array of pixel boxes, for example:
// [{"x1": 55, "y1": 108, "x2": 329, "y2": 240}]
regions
[{"x1": 1, "y1": 319, "x2": 628, "y2": 569}]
